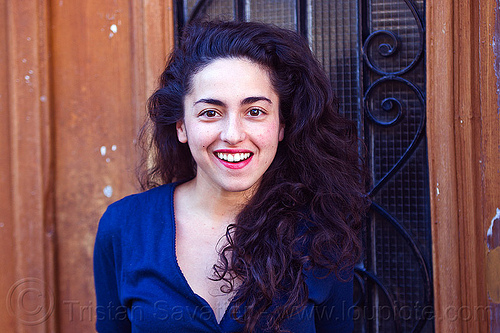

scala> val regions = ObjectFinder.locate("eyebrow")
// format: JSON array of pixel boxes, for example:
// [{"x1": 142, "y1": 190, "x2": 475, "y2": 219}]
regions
[
  {"x1": 193, "y1": 96, "x2": 272, "y2": 107},
  {"x1": 241, "y1": 96, "x2": 272, "y2": 105},
  {"x1": 194, "y1": 98, "x2": 226, "y2": 107}
]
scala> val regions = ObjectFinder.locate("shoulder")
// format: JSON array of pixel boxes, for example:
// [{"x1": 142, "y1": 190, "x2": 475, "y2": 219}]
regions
[
  {"x1": 108, "y1": 183, "x2": 176, "y2": 213},
  {"x1": 97, "y1": 183, "x2": 176, "y2": 236}
]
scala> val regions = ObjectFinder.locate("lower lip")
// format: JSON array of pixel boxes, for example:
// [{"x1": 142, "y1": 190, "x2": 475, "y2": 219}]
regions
[{"x1": 216, "y1": 155, "x2": 253, "y2": 169}]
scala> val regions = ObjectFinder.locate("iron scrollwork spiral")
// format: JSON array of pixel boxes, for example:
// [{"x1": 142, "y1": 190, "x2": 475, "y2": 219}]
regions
[
  {"x1": 362, "y1": 0, "x2": 424, "y2": 76},
  {"x1": 364, "y1": 75, "x2": 426, "y2": 197}
]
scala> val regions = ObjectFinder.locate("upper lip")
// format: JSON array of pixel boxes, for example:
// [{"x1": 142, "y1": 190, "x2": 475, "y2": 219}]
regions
[{"x1": 213, "y1": 149, "x2": 253, "y2": 154}]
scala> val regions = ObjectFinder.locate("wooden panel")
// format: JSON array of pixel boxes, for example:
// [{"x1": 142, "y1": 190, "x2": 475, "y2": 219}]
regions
[
  {"x1": 0, "y1": 0, "x2": 16, "y2": 330},
  {"x1": 49, "y1": 0, "x2": 174, "y2": 331},
  {"x1": 426, "y1": 0, "x2": 462, "y2": 331},
  {"x1": 51, "y1": 2, "x2": 136, "y2": 331},
  {"x1": 0, "y1": 1, "x2": 56, "y2": 332},
  {"x1": 428, "y1": 0, "x2": 499, "y2": 332},
  {"x1": 453, "y1": 0, "x2": 489, "y2": 331},
  {"x1": 479, "y1": 0, "x2": 500, "y2": 331},
  {"x1": 1, "y1": 0, "x2": 173, "y2": 331},
  {"x1": 135, "y1": 0, "x2": 176, "y2": 99}
]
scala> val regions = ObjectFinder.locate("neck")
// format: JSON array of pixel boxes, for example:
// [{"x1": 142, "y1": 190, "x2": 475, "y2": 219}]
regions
[{"x1": 179, "y1": 177, "x2": 255, "y2": 226}]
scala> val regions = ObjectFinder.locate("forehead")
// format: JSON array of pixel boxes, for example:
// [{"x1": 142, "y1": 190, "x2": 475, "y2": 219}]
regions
[{"x1": 187, "y1": 57, "x2": 277, "y2": 101}]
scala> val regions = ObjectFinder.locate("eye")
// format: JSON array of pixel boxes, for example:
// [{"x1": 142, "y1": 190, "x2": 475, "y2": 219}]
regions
[
  {"x1": 247, "y1": 108, "x2": 264, "y2": 117},
  {"x1": 200, "y1": 109, "x2": 219, "y2": 118}
]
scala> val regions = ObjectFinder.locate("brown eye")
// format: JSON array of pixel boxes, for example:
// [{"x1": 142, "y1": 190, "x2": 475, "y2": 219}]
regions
[
  {"x1": 202, "y1": 110, "x2": 218, "y2": 117},
  {"x1": 248, "y1": 108, "x2": 263, "y2": 117}
]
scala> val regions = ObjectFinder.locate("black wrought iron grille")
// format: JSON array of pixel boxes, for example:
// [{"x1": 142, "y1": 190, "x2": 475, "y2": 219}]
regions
[{"x1": 175, "y1": 1, "x2": 433, "y2": 332}]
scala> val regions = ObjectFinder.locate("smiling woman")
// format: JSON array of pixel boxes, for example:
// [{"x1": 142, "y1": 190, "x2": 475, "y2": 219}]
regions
[{"x1": 93, "y1": 20, "x2": 369, "y2": 333}]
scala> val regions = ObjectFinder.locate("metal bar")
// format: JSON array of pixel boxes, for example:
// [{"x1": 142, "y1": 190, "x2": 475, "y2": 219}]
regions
[
  {"x1": 296, "y1": 0, "x2": 307, "y2": 37},
  {"x1": 235, "y1": 0, "x2": 245, "y2": 21},
  {"x1": 175, "y1": 0, "x2": 185, "y2": 44},
  {"x1": 355, "y1": 268, "x2": 403, "y2": 333}
]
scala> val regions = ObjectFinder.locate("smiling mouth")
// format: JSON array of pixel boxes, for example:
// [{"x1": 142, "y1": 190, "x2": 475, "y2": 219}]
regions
[{"x1": 215, "y1": 152, "x2": 252, "y2": 163}]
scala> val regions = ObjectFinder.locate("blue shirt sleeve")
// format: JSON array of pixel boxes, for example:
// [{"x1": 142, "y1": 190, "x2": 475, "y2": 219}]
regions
[{"x1": 93, "y1": 206, "x2": 132, "y2": 333}]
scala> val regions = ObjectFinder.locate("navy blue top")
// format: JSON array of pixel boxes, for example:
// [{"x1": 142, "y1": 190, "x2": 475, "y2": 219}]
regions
[{"x1": 93, "y1": 183, "x2": 354, "y2": 332}]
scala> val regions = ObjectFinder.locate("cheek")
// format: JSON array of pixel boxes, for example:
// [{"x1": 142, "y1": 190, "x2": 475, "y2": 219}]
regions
[
  {"x1": 255, "y1": 132, "x2": 281, "y2": 158},
  {"x1": 187, "y1": 127, "x2": 216, "y2": 151},
  {"x1": 260, "y1": 125, "x2": 282, "y2": 146}
]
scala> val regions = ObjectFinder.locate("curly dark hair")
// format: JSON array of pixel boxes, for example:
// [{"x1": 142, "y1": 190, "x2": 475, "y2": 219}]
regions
[{"x1": 139, "y1": 20, "x2": 368, "y2": 332}]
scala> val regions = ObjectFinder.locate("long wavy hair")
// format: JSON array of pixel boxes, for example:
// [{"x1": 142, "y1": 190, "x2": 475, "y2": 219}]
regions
[{"x1": 139, "y1": 20, "x2": 368, "y2": 332}]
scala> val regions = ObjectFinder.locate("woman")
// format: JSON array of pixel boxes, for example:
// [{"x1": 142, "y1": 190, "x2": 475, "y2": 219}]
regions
[{"x1": 94, "y1": 20, "x2": 368, "y2": 332}]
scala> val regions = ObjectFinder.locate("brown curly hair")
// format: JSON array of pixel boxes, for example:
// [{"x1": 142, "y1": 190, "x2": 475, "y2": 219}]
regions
[{"x1": 139, "y1": 20, "x2": 368, "y2": 332}]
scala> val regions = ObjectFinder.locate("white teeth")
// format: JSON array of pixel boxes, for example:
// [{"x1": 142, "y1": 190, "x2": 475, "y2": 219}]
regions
[{"x1": 216, "y1": 152, "x2": 251, "y2": 163}]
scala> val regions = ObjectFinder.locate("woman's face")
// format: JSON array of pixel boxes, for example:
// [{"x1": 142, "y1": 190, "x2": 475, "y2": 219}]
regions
[{"x1": 177, "y1": 57, "x2": 284, "y2": 194}]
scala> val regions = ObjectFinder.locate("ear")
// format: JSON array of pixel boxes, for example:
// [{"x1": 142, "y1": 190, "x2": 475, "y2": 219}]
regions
[
  {"x1": 176, "y1": 120, "x2": 188, "y2": 143},
  {"x1": 278, "y1": 124, "x2": 285, "y2": 142}
]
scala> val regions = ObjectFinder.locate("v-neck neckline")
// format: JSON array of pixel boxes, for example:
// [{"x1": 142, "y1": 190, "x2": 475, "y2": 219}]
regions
[{"x1": 168, "y1": 182, "x2": 234, "y2": 327}]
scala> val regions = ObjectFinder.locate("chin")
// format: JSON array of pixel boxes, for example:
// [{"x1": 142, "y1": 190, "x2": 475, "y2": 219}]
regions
[{"x1": 221, "y1": 180, "x2": 259, "y2": 194}]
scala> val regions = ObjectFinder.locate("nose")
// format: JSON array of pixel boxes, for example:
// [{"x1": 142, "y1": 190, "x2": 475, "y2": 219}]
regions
[{"x1": 220, "y1": 115, "x2": 246, "y2": 145}]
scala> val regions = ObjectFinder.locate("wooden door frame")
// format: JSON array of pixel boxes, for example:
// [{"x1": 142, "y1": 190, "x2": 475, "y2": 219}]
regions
[{"x1": 427, "y1": 0, "x2": 499, "y2": 332}]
